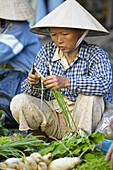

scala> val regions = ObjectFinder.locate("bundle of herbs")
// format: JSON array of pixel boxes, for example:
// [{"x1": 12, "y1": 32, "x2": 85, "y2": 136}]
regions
[
  {"x1": 0, "y1": 130, "x2": 105, "y2": 169},
  {"x1": 75, "y1": 155, "x2": 111, "y2": 170},
  {"x1": 34, "y1": 66, "x2": 76, "y2": 131},
  {"x1": 0, "y1": 133, "x2": 46, "y2": 159},
  {"x1": 36, "y1": 131, "x2": 104, "y2": 159}
]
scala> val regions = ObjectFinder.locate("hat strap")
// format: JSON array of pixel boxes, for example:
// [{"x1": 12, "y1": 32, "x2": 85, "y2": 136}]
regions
[{"x1": 66, "y1": 30, "x2": 89, "y2": 55}]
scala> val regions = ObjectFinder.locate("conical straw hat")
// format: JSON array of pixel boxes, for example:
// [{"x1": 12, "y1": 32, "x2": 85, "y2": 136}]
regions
[
  {"x1": 0, "y1": 0, "x2": 35, "y2": 21},
  {"x1": 30, "y1": 0, "x2": 109, "y2": 36}
]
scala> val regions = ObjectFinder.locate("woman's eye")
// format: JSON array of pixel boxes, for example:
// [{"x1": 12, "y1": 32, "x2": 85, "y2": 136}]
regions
[
  {"x1": 63, "y1": 34, "x2": 68, "y2": 36},
  {"x1": 51, "y1": 34, "x2": 56, "y2": 36}
]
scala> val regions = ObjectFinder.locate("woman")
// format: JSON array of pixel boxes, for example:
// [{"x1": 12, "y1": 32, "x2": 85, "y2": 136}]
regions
[{"x1": 10, "y1": 0, "x2": 113, "y2": 139}]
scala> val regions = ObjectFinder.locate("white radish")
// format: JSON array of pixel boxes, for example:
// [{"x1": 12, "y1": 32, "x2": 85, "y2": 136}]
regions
[
  {"x1": 0, "y1": 163, "x2": 23, "y2": 169},
  {"x1": 3, "y1": 168, "x2": 20, "y2": 170},
  {"x1": 0, "y1": 157, "x2": 25, "y2": 170},
  {"x1": 38, "y1": 162, "x2": 47, "y2": 170},
  {"x1": 42, "y1": 153, "x2": 53, "y2": 165},
  {"x1": 4, "y1": 157, "x2": 21, "y2": 164},
  {"x1": 3, "y1": 168, "x2": 17, "y2": 170},
  {"x1": 48, "y1": 157, "x2": 80, "y2": 170},
  {"x1": 24, "y1": 156, "x2": 38, "y2": 170},
  {"x1": 0, "y1": 162, "x2": 7, "y2": 169},
  {"x1": 30, "y1": 152, "x2": 44, "y2": 163}
]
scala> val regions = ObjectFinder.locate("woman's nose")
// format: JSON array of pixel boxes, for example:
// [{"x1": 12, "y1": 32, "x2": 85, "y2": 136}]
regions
[{"x1": 57, "y1": 35, "x2": 63, "y2": 43}]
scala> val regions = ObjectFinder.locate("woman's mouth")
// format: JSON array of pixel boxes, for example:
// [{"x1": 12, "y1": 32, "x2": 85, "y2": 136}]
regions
[{"x1": 59, "y1": 46, "x2": 66, "y2": 50}]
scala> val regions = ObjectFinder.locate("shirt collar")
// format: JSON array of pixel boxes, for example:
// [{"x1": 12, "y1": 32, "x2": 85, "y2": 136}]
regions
[
  {"x1": 52, "y1": 41, "x2": 87, "y2": 69},
  {"x1": 52, "y1": 47, "x2": 69, "y2": 70},
  {"x1": 52, "y1": 47, "x2": 62, "y2": 61},
  {"x1": 77, "y1": 41, "x2": 87, "y2": 60}
]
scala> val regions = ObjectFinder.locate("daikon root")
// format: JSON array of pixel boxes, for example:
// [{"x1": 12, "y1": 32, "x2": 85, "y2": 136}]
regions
[
  {"x1": 0, "y1": 157, "x2": 25, "y2": 170},
  {"x1": 24, "y1": 156, "x2": 38, "y2": 170},
  {"x1": 30, "y1": 152, "x2": 44, "y2": 163},
  {"x1": 42, "y1": 153, "x2": 53, "y2": 165},
  {"x1": 38, "y1": 162, "x2": 47, "y2": 170},
  {"x1": 48, "y1": 157, "x2": 80, "y2": 170},
  {"x1": 3, "y1": 168, "x2": 19, "y2": 170}
]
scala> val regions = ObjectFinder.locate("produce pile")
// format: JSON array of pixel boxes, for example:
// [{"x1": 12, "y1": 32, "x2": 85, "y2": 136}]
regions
[
  {"x1": 0, "y1": 130, "x2": 111, "y2": 169},
  {"x1": 0, "y1": 152, "x2": 80, "y2": 170},
  {"x1": 0, "y1": 65, "x2": 111, "y2": 169}
]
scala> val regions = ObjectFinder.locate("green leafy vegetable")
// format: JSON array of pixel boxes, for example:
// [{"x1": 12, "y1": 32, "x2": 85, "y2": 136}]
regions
[
  {"x1": 75, "y1": 156, "x2": 111, "y2": 170},
  {"x1": 0, "y1": 134, "x2": 45, "y2": 158},
  {"x1": 37, "y1": 131, "x2": 104, "y2": 160}
]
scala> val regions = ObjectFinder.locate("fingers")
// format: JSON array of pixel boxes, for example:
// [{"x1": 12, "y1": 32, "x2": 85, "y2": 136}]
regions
[
  {"x1": 109, "y1": 117, "x2": 113, "y2": 131},
  {"x1": 105, "y1": 143, "x2": 113, "y2": 160},
  {"x1": 105, "y1": 146, "x2": 112, "y2": 161},
  {"x1": 105, "y1": 143, "x2": 113, "y2": 168},
  {"x1": 27, "y1": 70, "x2": 40, "y2": 85},
  {"x1": 42, "y1": 75, "x2": 59, "y2": 89},
  {"x1": 110, "y1": 153, "x2": 113, "y2": 168},
  {"x1": 42, "y1": 75, "x2": 69, "y2": 89}
]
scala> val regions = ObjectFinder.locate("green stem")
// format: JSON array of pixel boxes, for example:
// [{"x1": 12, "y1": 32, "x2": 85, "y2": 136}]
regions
[{"x1": 34, "y1": 66, "x2": 77, "y2": 131}]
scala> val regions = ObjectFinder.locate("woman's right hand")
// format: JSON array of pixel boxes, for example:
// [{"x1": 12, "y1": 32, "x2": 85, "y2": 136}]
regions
[
  {"x1": 105, "y1": 142, "x2": 113, "y2": 168},
  {"x1": 27, "y1": 70, "x2": 41, "y2": 85}
]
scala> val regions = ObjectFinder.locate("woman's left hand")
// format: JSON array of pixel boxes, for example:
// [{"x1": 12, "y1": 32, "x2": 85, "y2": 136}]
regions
[{"x1": 42, "y1": 75, "x2": 69, "y2": 90}]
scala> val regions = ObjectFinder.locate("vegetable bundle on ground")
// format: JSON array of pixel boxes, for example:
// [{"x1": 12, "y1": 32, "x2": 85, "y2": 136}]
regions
[
  {"x1": 0, "y1": 131, "x2": 109, "y2": 170},
  {"x1": 0, "y1": 151, "x2": 80, "y2": 170},
  {"x1": 0, "y1": 134, "x2": 45, "y2": 159}
]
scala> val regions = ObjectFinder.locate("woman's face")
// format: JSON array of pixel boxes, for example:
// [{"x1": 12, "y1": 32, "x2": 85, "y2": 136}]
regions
[{"x1": 50, "y1": 27, "x2": 84, "y2": 53}]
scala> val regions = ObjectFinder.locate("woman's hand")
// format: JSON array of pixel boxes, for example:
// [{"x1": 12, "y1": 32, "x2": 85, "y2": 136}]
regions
[
  {"x1": 27, "y1": 70, "x2": 41, "y2": 85},
  {"x1": 105, "y1": 142, "x2": 113, "y2": 168},
  {"x1": 109, "y1": 117, "x2": 113, "y2": 131},
  {"x1": 42, "y1": 75, "x2": 69, "y2": 90}
]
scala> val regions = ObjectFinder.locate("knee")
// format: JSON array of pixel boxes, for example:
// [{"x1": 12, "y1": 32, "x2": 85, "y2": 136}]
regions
[
  {"x1": 77, "y1": 94, "x2": 103, "y2": 101},
  {"x1": 10, "y1": 93, "x2": 27, "y2": 112},
  {"x1": 76, "y1": 94, "x2": 104, "y2": 110}
]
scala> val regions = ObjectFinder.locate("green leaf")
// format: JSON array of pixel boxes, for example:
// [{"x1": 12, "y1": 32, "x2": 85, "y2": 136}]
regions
[
  {"x1": 52, "y1": 145, "x2": 67, "y2": 157},
  {"x1": 73, "y1": 147, "x2": 81, "y2": 156},
  {"x1": 88, "y1": 131, "x2": 104, "y2": 144},
  {"x1": 84, "y1": 153, "x2": 96, "y2": 161},
  {"x1": 38, "y1": 145, "x2": 55, "y2": 156}
]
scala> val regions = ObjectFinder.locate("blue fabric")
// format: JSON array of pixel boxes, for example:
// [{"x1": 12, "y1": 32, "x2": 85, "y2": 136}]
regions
[
  {"x1": 21, "y1": 41, "x2": 113, "y2": 104},
  {"x1": 35, "y1": 0, "x2": 64, "y2": 22},
  {"x1": 0, "y1": 21, "x2": 41, "y2": 106},
  {"x1": 0, "y1": 21, "x2": 41, "y2": 71},
  {"x1": 0, "y1": 70, "x2": 27, "y2": 105}
]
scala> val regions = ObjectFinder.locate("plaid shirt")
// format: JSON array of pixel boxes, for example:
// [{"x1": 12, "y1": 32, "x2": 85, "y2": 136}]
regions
[{"x1": 21, "y1": 41, "x2": 113, "y2": 104}]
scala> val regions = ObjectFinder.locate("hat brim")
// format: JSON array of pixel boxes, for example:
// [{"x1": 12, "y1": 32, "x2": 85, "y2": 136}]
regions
[
  {"x1": 30, "y1": 26, "x2": 109, "y2": 37},
  {"x1": 30, "y1": 0, "x2": 109, "y2": 36},
  {"x1": 0, "y1": 0, "x2": 35, "y2": 21}
]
